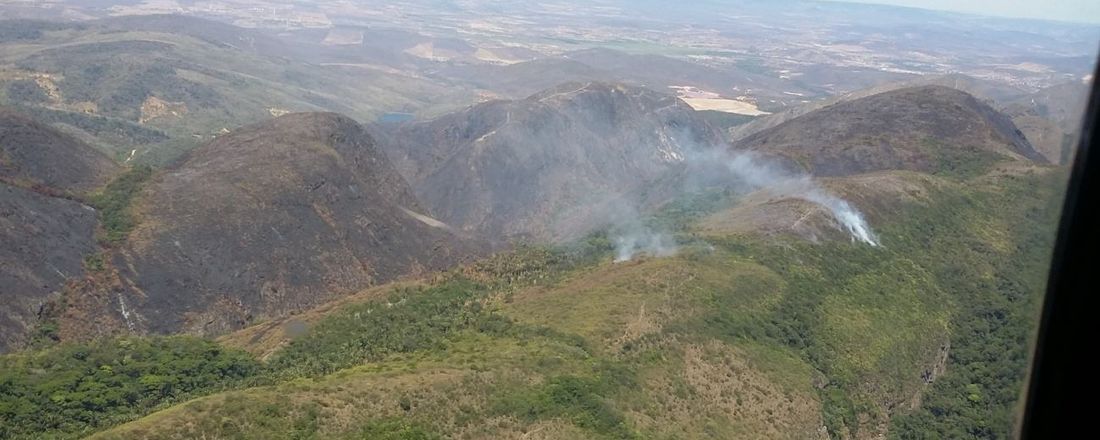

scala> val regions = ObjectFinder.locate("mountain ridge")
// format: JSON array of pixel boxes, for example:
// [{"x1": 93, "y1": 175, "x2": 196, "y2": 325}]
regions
[
  {"x1": 731, "y1": 85, "x2": 1044, "y2": 177},
  {"x1": 382, "y1": 81, "x2": 724, "y2": 243},
  {"x1": 55, "y1": 112, "x2": 483, "y2": 341}
]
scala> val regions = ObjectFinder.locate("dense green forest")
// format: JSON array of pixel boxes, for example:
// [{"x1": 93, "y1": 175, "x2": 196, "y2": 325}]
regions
[
  {"x1": 887, "y1": 171, "x2": 1063, "y2": 439},
  {"x1": 0, "y1": 337, "x2": 258, "y2": 439}
]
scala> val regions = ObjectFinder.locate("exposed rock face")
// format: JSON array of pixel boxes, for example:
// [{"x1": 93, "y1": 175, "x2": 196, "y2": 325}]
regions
[
  {"x1": 731, "y1": 86, "x2": 1045, "y2": 176},
  {"x1": 0, "y1": 108, "x2": 119, "y2": 352},
  {"x1": 107, "y1": 112, "x2": 481, "y2": 336},
  {"x1": 382, "y1": 82, "x2": 723, "y2": 242}
]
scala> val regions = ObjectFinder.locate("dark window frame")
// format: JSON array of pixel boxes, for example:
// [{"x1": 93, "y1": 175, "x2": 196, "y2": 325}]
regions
[{"x1": 1020, "y1": 53, "x2": 1100, "y2": 438}]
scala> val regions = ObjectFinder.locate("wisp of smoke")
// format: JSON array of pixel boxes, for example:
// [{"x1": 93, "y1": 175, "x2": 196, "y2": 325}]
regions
[
  {"x1": 613, "y1": 227, "x2": 678, "y2": 262},
  {"x1": 687, "y1": 149, "x2": 880, "y2": 246},
  {"x1": 594, "y1": 196, "x2": 680, "y2": 262},
  {"x1": 799, "y1": 190, "x2": 879, "y2": 246},
  {"x1": 606, "y1": 136, "x2": 879, "y2": 263}
]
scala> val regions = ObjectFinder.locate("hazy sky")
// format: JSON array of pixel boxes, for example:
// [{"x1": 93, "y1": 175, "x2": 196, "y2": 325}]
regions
[{"x1": 838, "y1": 0, "x2": 1100, "y2": 24}]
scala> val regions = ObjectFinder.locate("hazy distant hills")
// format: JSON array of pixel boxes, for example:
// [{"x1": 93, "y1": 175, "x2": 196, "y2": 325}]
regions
[
  {"x1": 1, "y1": 13, "x2": 1086, "y2": 172},
  {"x1": 1005, "y1": 81, "x2": 1092, "y2": 134},
  {"x1": 0, "y1": 17, "x2": 468, "y2": 165},
  {"x1": 1001, "y1": 81, "x2": 1091, "y2": 164},
  {"x1": 6, "y1": 16, "x2": 781, "y2": 168},
  {"x1": 436, "y1": 47, "x2": 827, "y2": 111}
]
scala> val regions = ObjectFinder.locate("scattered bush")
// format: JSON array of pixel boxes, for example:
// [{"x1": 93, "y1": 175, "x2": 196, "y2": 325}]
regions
[
  {"x1": 267, "y1": 280, "x2": 500, "y2": 377},
  {"x1": 349, "y1": 418, "x2": 441, "y2": 440},
  {"x1": 493, "y1": 374, "x2": 636, "y2": 439}
]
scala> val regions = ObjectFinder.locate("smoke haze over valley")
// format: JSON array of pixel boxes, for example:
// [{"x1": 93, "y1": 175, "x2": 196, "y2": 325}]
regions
[{"x1": 0, "y1": 1, "x2": 1093, "y2": 439}]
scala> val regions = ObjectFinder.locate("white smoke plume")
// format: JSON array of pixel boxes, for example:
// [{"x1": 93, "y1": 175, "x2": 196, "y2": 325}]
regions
[
  {"x1": 606, "y1": 138, "x2": 879, "y2": 262},
  {"x1": 613, "y1": 225, "x2": 678, "y2": 262},
  {"x1": 799, "y1": 189, "x2": 880, "y2": 246},
  {"x1": 685, "y1": 149, "x2": 880, "y2": 246},
  {"x1": 586, "y1": 195, "x2": 680, "y2": 262}
]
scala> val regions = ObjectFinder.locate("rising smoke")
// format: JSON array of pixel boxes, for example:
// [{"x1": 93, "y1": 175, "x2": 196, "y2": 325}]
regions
[
  {"x1": 574, "y1": 195, "x2": 680, "y2": 262},
  {"x1": 697, "y1": 150, "x2": 880, "y2": 247},
  {"x1": 609, "y1": 143, "x2": 879, "y2": 262},
  {"x1": 613, "y1": 223, "x2": 678, "y2": 262}
]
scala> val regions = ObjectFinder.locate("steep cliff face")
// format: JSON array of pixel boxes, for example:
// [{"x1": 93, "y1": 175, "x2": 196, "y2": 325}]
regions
[
  {"x1": 88, "y1": 113, "x2": 482, "y2": 336},
  {"x1": 382, "y1": 82, "x2": 723, "y2": 242}
]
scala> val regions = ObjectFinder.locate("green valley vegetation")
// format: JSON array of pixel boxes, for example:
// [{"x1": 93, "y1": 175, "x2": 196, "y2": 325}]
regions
[
  {"x1": 0, "y1": 166, "x2": 1064, "y2": 439},
  {"x1": 266, "y1": 280, "x2": 507, "y2": 378},
  {"x1": 89, "y1": 164, "x2": 153, "y2": 245}
]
